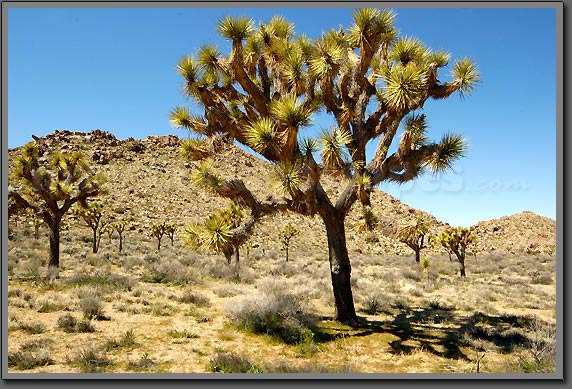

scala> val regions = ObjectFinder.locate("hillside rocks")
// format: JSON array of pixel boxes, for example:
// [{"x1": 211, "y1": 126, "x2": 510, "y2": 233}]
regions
[{"x1": 8, "y1": 130, "x2": 556, "y2": 257}]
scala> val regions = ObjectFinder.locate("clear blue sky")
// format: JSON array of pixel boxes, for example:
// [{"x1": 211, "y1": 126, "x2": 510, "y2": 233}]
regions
[{"x1": 7, "y1": 7, "x2": 557, "y2": 226}]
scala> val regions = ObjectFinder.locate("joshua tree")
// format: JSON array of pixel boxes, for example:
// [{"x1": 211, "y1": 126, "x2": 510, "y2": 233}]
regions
[
  {"x1": 165, "y1": 222, "x2": 177, "y2": 246},
  {"x1": 279, "y1": 223, "x2": 300, "y2": 261},
  {"x1": 112, "y1": 220, "x2": 128, "y2": 253},
  {"x1": 8, "y1": 142, "x2": 105, "y2": 273},
  {"x1": 25, "y1": 209, "x2": 44, "y2": 240},
  {"x1": 397, "y1": 214, "x2": 431, "y2": 263},
  {"x1": 353, "y1": 206, "x2": 379, "y2": 233},
  {"x1": 76, "y1": 202, "x2": 108, "y2": 253},
  {"x1": 151, "y1": 222, "x2": 167, "y2": 251},
  {"x1": 438, "y1": 226, "x2": 477, "y2": 277},
  {"x1": 185, "y1": 202, "x2": 246, "y2": 266},
  {"x1": 170, "y1": 9, "x2": 478, "y2": 322}
]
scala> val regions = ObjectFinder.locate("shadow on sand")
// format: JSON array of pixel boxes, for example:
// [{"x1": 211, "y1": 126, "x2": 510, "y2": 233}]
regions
[{"x1": 313, "y1": 308, "x2": 535, "y2": 361}]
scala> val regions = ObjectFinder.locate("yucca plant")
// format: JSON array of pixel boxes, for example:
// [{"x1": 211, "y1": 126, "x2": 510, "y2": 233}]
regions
[
  {"x1": 165, "y1": 222, "x2": 177, "y2": 246},
  {"x1": 184, "y1": 202, "x2": 247, "y2": 266},
  {"x1": 76, "y1": 202, "x2": 108, "y2": 254},
  {"x1": 25, "y1": 208, "x2": 44, "y2": 240},
  {"x1": 9, "y1": 143, "x2": 105, "y2": 274},
  {"x1": 278, "y1": 223, "x2": 300, "y2": 262},
  {"x1": 438, "y1": 227, "x2": 477, "y2": 277},
  {"x1": 170, "y1": 9, "x2": 479, "y2": 323},
  {"x1": 151, "y1": 222, "x2": 168, "y2": 252},
  {"x1": 397, "y1": 214, "x2": 432, "y2": 263},
  {"x1": 111, "y1": 220, "x2": 128, "y2": 253}
]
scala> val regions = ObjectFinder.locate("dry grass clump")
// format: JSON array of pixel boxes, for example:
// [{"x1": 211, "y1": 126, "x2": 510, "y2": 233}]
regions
[
  {"x1": 68, "y1": 347, "x2": 113, "y2": 373},
  {"x1": 226, "y1": 279, "x2": 317, "y2": 345},
  {"x1": 207, "y1": 352, "x2": 263, "y2": 373},
  {"x1": 8, "y1": 348, "x2": 54, "y2": 370},
  {"x1": 57, "y1": 313, "x2": 96, "y2": 333},
  {"x1": 77, "y1": 287, "x2": 107, "y2": 320},
  {"x1": 143, "y1": 258, "x2": 197, "y2": 285}
]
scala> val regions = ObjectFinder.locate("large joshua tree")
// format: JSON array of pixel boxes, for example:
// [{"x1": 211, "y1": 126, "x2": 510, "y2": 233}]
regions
[
  {"x1": 8, "y1": 143, "x2": 105, "y2": 273},
  {"x1": 170, "y1": 9, "x2": 478, "y2": 323}
]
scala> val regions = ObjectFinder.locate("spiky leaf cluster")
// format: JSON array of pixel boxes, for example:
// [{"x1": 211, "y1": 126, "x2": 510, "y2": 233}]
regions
[
  {"x1": 184, "y1": 203, "x2": 244, "y2": 254},
  {"x1": 438, "y1": 226, "x2": 477, "y2": 258},
  {"x1": 9, "y1": 142, "x2": 105, "y2": 223},
  {"x1": 278, "y1": 223, "x2": 300, "y2": 248},
  {"x1": 397, "y1": 214, "x2": 431, "y2": 248}
]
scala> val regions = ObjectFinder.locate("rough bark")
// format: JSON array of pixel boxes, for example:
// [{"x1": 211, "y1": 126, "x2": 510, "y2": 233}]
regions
[
  {"x1": 48, "y1": 220, "x2": 61, "y2": 269},
  {"x1": 119, "y1": 234, "x2": 123, "y2": 253},
  {"x1": 92, "y1": 228, "x2": 98, "y2": 253},
  {"x1": 321, "y1": 208, "x2": 358, "y2": 324},
  {"x1": 415, "y1": 248, "x2": 421, "y2": 263},
  {"x1": 459, "y1": 256, "x2": 466, "y2": 277}
]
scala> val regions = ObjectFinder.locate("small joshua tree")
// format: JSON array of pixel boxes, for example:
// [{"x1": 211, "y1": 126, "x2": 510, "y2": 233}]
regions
[
  {"x1": 185, "y1": 202, "x2": 247, "y2": 266},
  {"x1": 25, "y1": 209, "x2": 44, "y2": 240},
  {"x1": 397, "y1": 214, "x2": 431, "y2": 263},
  {"x1": 438, "y1": 226, "x2": 477, "y2": 277},
  {"x1": 9, "y1": 142, "x2": 105, "y2": 273},
  {"x1": 353, "y1": 206, "x2": 379, "y2": 233},
  {"x1": 76, "y1": 202, "x2": 108, "y2": 254},
  {"x1": 111, "y1": 220, "x2": 128, "y2": 253},
  {"x1": 165, "y1": 223, "x2": 177, "y2": 246},
  {"x1": 279, "y1": 223, "x2": 300, "y2": 261},
  {"x1": 151, "y1": 222, "x2": 167, "y2": 251}
]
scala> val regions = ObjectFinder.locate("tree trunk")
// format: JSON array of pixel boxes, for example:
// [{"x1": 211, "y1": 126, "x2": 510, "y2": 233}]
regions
[
  {"x1": 34, "y1": 224, "x2": 39, "y2": 240},
  {"x1": 234, "y1": 245, "x2": 240, "y2": 268},
  {"x1": 321, "y1": 208, "x2": 358, "y2": 324},
  {"x1": 459, "y1": 255, "x2": 466, "y2": 277},
  {"x1": 92, "y1": 228, "x2": 98, "y2": 253},
  {"x1": 285, "y1": 245, "x2": 289, "y2": 262},
  {"x1": 223, "y1": 246, "x2": 233, "y2": 264},
  {"x1": 414, "y1": 248, "x2": 420, "y2": 263},
  {"x1": 119, "y1": 234, "x2": 123, "y2": 253},
  {"x1": 48, "y1": 220, "x2": 61, "y2": 269},
  {"x1": 157, "y1": 238, "x2": 161, "y2": 252}
]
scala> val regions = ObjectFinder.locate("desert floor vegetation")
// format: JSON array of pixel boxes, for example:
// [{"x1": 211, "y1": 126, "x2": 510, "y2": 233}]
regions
[{"x1": 7, "y1": 221, "x2": 556, "y2": 374}]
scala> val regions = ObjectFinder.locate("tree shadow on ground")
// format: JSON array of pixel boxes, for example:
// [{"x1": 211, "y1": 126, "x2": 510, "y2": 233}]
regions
[{"x1": 314, "y1": 309, "x2": 535, "y2": 362}]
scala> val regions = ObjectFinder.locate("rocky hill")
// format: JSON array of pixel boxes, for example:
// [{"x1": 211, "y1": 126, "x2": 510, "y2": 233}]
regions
[{"x1": 7, "y1": 129, "x2": 556, "y2": 257}]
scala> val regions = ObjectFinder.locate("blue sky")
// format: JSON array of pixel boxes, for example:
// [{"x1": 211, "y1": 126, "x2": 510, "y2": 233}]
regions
[{"x1": 7, "y1": 7, "x2": 557, "y2": 226}]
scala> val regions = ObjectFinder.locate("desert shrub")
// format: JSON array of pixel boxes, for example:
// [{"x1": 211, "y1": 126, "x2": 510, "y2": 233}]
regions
[
  {"x1": 226, "y1": 286, "x2": 317, "y2": 345},
  {"x1": 391, "y1": 297, "x2": 411, "y2": 312},
  {"x1": 529, "y1": 270, "x2": 553, "y2": 285},
  {"x1": 68, "y1": 269, "x2": 137, "y2": 292},
  {"x1": 126, "y1": 353, "x2": 156, "y2": 371},
  {"x1": 512, "y1": 320, "x2": 556, "y2": 373},
  {"x1": 264, "y1": 361, "x2": 355, "y2": 373},
  {"x1": 144, "y1": 258, "x2": 195, "y2": 285},
  {"x1": 168, "y1": 329, "x2": 199, "y2": 339},
  {"x1": 151, "y1": 302, "x2": 178, "y2": 317},
  {"x1": 361, "y1": 293, "x2": 391, "y2": 315},
  {"x1": 402, "y1": 268, "x2": 422, "y2": 282},
  {"x1": 20, "y1": 338, "x2": 54, "y2": 351},
  {"x1": 8, "y1": 349, "x2": 54, "y2": 370},
  {"x1": 103, "y1": 329, "x2": 138, "y2": 351},
  {"x1": 19, "y1": 321, "x2": 47, "y2": 334},
  {"x1": 208, "y1": 352, "x2": 263, "y2": 373},
  {"x1": 427, "y1": 300, "x2": 455, "y2": 311},
  {"x1": 36, "y1": 299, "x2": 63, "y2": 313},
  {"x1": 57, "y1": 313, "x2": 96, "y2": 333},
  {"x1": 178, "y1": 291, "x2": 210, "y2": 306},
  {"x1": 78, "y1": 288, "x2": 106, "y2": 320},
  {"x1": 70, "y1": 348, "x2": 112, "y2": 373}
]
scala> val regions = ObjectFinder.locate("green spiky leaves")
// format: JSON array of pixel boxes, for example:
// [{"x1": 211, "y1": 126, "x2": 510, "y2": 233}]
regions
[
  {"x1": 180, "y1": 138, "x2": 211, "y2": 161},
  {"x1": 318, "y1": 128, "x2": 352, "y2": 171},
  {"x1": 217, "y1": 16, "x2": 254, "y2": 41},
  {"x1": 177, "y1": 55, "x2": 200, "y2": 83},
  {"x1": 190, "y1": 160, "x2": 221, "y2": 192},
  {"x1": 272, "y1": 160, "x2": 304, "y2": 195},
  {"x1": 380, "y1": 64, "x2": 426, "y2": 111},
  {"x1": 270, "y1": 94, "x2": 312, "y2": 128},
  {"x1": 403, "y1": 113, "x2": 429, "y2": 148},
  {"x1": 389, "y1": 37, "x2": 426, "y2": 65},
  {"x1": 451, "y1": 58, "x2": 480, "y2": 97},
  {"x1": 184, "y1": 203, "x2": 244, "y2": 254},
  {"x1": 347, "y1": 8, "x2": 396, "y2": 47},
  {"x1": 425, "y1": 133, "x2": 467, "y2": 173},
  {"x1": 244, "y1": 117, "x2": 278, "y2": 155}
]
